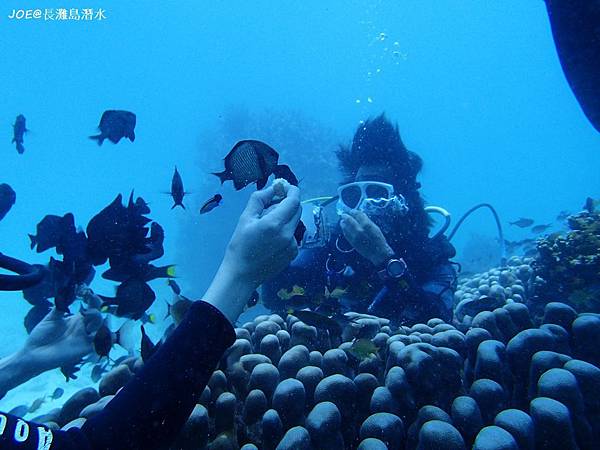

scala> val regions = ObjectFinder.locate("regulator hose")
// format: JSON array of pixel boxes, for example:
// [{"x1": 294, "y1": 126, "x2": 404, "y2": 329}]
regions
[
  {"x1": 0, "y1": 252, "x2": 44, "y2": 291},
  {"x1": 447, "y1": 203, "x2": 506, "y2": 266}
]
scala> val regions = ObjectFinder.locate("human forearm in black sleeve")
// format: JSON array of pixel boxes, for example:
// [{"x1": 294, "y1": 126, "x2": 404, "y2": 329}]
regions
[
  {"x1": 81, "y1": 300, "x2": 235, "y2": 450},
  {"x1": 0, "y1": 413, "x2": 90, "y2": 449},
  {"x1": 0, "y1": 301, "x2": 235, "y2": 450}
]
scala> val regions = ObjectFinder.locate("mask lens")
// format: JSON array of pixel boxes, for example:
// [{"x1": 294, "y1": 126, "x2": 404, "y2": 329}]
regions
[
  {"x1": 340, "y1": 185, "x2": 362, "y2": 209},
  {"x1": 365, "y1": 184, "x2": 391, "y2": 200}
]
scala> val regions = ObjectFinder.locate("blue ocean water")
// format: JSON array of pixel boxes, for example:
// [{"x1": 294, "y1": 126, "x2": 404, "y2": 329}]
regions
[{"x1": 1, "y1": 0, "x2": 599, "y2": 446}]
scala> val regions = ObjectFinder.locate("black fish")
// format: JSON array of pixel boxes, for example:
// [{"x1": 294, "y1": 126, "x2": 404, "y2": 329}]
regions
[
  {"x1": 29, "y1": 212, "x2": 86, "y2": 262},
  {"x1": 90, "y1": 110, "x2": 136, "y2": 145},
  {"x1": 102, "y1": 220, "x2": 165, "y2": 276},
  {"x1": 294, "y1": 220, "x2": 306, "y2": 246},
  {"x1": 272, "y1": 164, "x2": 299, "y2": 186},
  {"x1": 99, "y1": 278, "x2": 156, "y2": 320},
  {"x1": 24, "y1": 213, "x2": 95, "y2": 312},
  {"x1": 0, "y1": 183, "x2": 16, "y2": 221},
  {"x1": 165, "y1": 296, "x2": 193, "y2": 325},
  {"x1": 140, "y1": 325, "x2": 160, "y2": 362},
  {"x1": 170, "y1": 167, "x2": 186, "y2": 209},
  {"x1": 531, "y1": 224, "x2": 552, "y2": 234},
  {"x1": 93, "y1": 323, "x2": 115, "y2": 358},
  {"x1": 545, "y1": 0, "x2": 600, "y2": 133},
  {"x1": 102, "y1": 263, "x2": 175, "y2": 283},
  {"x1": 93, "y1": 320, "x2": 137, "y2": 358},
  {"x1": 60, "y1": 364, "x2": 80, "y2": 382},
  {"x1": 29, "y1": 214, "x2": 75, "y2": 253},
  {"x1": 55, "y1": 282, "x2": 78, "y2": 313},
  {"x1": 22, "y1": 265, "x2": 54, "y2": 306},
  {"x1": 24, "y1": 302, "x2": 52, "y2": 333},
  {"x1": 27, "y1": 211, "x2": 95, "y2": 312},
  {"x1": 131, "y1": 222, "x2": 165, "y2": 264},
  {"x1": 12, "y1": 114, "x2": 27, "y2": 154},
  {"x1": 200, "y1": 194, "x2": 222, "y2": 214},
  {"x1": 167, "y1": 279, "x2": 181, "y2": 295},
  {"x1": 26, "y1": 256, "x2": 93, "y2": 313},
  {"x1": 213, "y1": 140, "x2": 279, "y2": 190},
  {"x1": 86, "y1": 193, "x2": 153, "y2": 266},
  {"x1": 509, "y1": 218, "x2": 534, "y2": 228}
]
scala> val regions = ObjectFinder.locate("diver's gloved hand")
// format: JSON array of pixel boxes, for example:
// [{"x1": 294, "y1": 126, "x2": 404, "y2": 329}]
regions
[
  {"x1": 203, "y1": 182, "x2": 302, "y2": 323},
  {"x1": 23, "y1": 307, "x2": 103, "y2": 372},
  {"x1": 340, "y1": 209, "x2": 394, "y2": 267}
]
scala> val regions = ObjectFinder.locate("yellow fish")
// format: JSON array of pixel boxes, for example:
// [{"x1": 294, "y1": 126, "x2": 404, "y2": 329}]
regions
[
  {"x1": 325, "y1": 286, "x2": 348, "y2": 299},
  {"x1": 277, "y1": 285, "x2": 305, "y2": 300},
  {"x1": 348, "y1": 338, "x2": 379, "y2": 360}
]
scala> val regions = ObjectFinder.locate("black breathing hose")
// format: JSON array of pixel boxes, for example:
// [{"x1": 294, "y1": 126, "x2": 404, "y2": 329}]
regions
[
  {"x1": 447, "y1": 203, "x2": 507, "y2": 266},
  {"x1": 0, "y1": 252, "x2": 45, "y2": 291}
]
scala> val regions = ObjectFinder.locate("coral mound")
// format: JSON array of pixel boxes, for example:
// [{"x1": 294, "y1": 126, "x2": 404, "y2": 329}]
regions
[{"x1": 50, "y1": 297, "x2": 600, "y2": 449}]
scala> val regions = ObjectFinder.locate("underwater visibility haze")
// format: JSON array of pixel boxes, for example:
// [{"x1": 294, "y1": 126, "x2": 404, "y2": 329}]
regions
[{"x1": 1, "y1": 1, "x2": 600, "y2": 449}]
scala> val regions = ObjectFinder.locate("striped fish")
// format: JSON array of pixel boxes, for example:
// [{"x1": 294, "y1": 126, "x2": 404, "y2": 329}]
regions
[{"x1": 213, "y1": 140, "x2": 280, "y2": 190}]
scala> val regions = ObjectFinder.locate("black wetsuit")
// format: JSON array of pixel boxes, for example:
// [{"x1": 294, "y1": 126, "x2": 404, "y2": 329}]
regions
[
  {"x1": 0, "y1": 301, "x2": 235, "y2": 450},
  {"x1": 545, "y1": 0, "x2": 600, "y2": 133}
]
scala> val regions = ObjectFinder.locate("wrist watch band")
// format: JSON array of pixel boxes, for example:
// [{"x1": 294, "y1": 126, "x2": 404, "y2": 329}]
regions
[{"x1": 377, "y1": 257, "x2": 408, "y2": 281}]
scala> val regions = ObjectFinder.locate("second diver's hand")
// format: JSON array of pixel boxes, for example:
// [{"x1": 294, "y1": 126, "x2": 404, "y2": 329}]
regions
[{"x1": 340, "y1": 209, "x2": 395, "y2": 267}]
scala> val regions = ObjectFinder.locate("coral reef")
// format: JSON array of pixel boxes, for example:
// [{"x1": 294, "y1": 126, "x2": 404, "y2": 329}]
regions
[
  {"x1": 533, "y1": 211, "x2": 600, "y2": 314},
  {"x1": 44, "y1": 295, "x2": 600, "y2": 449},
  {"x1": 453, "y1": 256, "x2": 534, "y2": 329}
]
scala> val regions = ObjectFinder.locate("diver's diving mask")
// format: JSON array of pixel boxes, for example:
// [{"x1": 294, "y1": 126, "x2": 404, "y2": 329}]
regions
[
  {"x1": 336, "y1": 181, "x2": 409, "y2": 218},
  {"x1": 299, "y1": 182, "x2": 409, "y2": 249}
]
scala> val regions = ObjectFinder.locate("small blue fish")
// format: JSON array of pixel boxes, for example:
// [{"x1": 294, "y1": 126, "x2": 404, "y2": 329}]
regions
[
  {"x1": 167, "y1": 279, "x2": 181, "y2": 295},
  {"x1": 51, "y1": 387, "x2": 64, "y2": 400},
  {"x1": 531, "y1": 223, "x2": 552, "y2": 234},
  {"x1": 8, "y1": 404, "x2": 29, "y2": 417},
  {"x1": 28, "y1": 396, "x2": 45, "y2": 413},
  {"x1": 200, "y1": 194, "x2": 223, "y2": 215},
  {"x1": 91, "y1": 363, "x2": 108, "y2": 383},
  {"x1": 509, "y1": 218, "x2": 534, "y2": 228}
]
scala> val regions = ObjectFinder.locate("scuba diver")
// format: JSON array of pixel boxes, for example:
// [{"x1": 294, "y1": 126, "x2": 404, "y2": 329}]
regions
[{"x1": 263, "y1": 114, "x2": 457, "y2": 325}]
